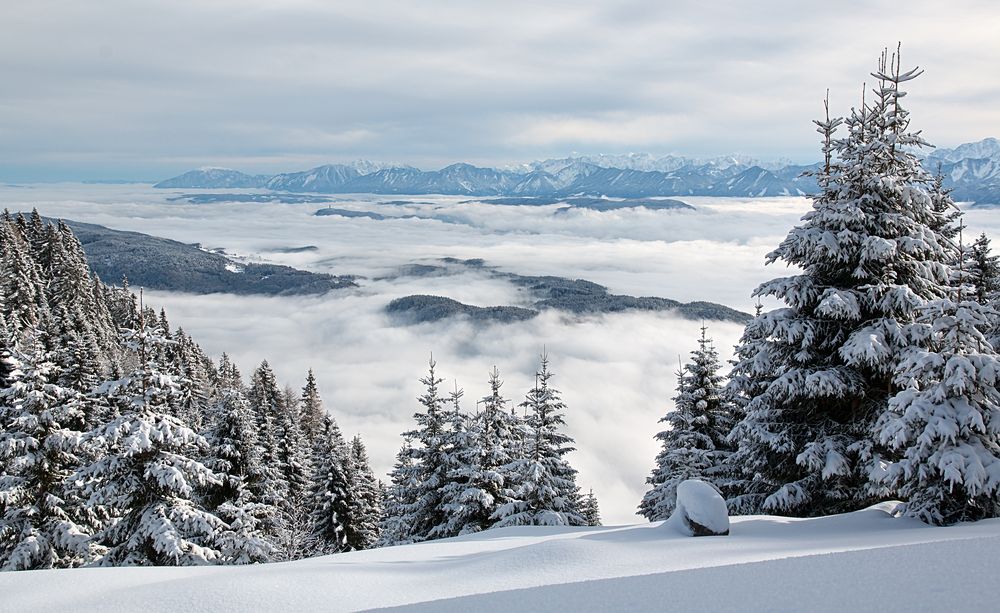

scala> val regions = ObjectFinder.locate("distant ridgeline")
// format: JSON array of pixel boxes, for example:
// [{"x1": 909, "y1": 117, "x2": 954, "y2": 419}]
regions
[
  {"x1": 0, "y1": 210, "x2": 382, "y2": 569},
  {"x1": 33, "y1": 218, "x2": 747, "y2": 324},
  {"x1": 384, "y1": 259, "x2": 751, "y2": 325},
  {"x1": 155, "y1": 138, "x2": 1000, "y2": 203},
  {"x1": 59, "y1": 219, "x2": 356, "y2": 296}
]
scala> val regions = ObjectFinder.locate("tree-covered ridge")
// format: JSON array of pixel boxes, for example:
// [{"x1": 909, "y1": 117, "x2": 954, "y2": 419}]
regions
[
  {"x1": 62, "y1": 219, "x2": 356, "y2": 297},
  {"x1": 0, "y1": 209, "x2": 602, "y2": 568},
  {"x1": 0, "y1": 210, "x2": 380, "y2": 569}
]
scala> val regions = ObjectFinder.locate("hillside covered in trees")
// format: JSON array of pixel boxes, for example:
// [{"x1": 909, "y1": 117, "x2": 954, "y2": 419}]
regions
[
  {"x1": 0, "y1": 211, "x2": 383, "y2": 568},
  {"x1": 0, "y1": 211, "x2": 601, "y2": 569}
]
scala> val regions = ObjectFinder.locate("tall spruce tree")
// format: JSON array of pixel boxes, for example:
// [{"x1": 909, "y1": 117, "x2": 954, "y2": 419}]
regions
[
  {"x1": 476, "y1": 368, "x2": 522, "y2": 515},
  {"x1": 437, "y1": 368, "x2": 522, "y2": 537},
  {"x1": 723, "y1": 303, "x2": 779, "y2": 511},
  {"x1": 262, "y1": 381, "x2": 313, "y2": 560},
  {"x1": 378, "y1": 437, "x2": 419, "y2": 547},
  {"x1": 431, "y1": 381, "x2": 487, "y2": 539},
  {"x1": 0, "y1": 218, "x2": 47, "y2": 341},
  {"x1": 727, "y1": 50, "x2": 955, "y2": 516},
  {"x1": 75, "y1": 315, "x2": 228, "y2": 566},
  {"x1": 400, "y1": 356, "x2": 452, "y2": 542},
  {"x1": 0, "y1": 339, "x2": 96, "y2": 570},
  {"x1": 307, "y1": 415, "x2": 352, "y2": 555},
  {"x1": 581, "y1": 489, "x2": 602, "y2": 527},
  {"x1": 299, "y1": 369, "x2": 325, "y2": 443},
  {"x1": 204, "y1": 374, "x2": 275, "y2": 564},
  {"x1": 874, "y1": 297, "x2": 1000, "y2": 524},
  {"x1": 171, "y1": 330, "x2": 211, "y2": 432},
  {"x1": 346, "y1": 435, "x2": 381, "y2": 550},
  {"x1": 0, "y1": 309, "x2": 12, "y2": 389},
  {"x1": 274, "y1": 384, "x2": 312, "y2": 507},
  {"x1": 966, "y1": 233, "x2": 1000, "y2": 306},
  {"x1": 246, "y1": 361, "x2": 286, "y2": 510},
  {"x1": 640, "y1": 327, "x2": 732, "y2": 521},
  {"x1": 493, "y1": 353, "x2": 583, "y2": 527}
]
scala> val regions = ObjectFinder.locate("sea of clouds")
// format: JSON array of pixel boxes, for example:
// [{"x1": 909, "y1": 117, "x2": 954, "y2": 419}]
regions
[{"x1": 3, "y1": 183, "x2": 997, "y2": 523}]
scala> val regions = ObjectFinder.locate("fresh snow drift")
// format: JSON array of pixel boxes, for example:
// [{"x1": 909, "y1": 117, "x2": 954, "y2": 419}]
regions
[{"x1": 3, "y1": 505, "x2": 999, "y2": 612}]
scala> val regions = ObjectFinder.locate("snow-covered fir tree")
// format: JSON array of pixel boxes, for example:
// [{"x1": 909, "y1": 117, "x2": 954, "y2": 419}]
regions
[
  {"x1": 727, "y1": 51, "x2": 955, "y2": 516},
  {"x1": 431, "y1": 382, "x2": 483, "y2": 539},
  {"x1": 0, "y1": 337, "x2": 96, "y2": 570},
  {"x1": 874, "y1": 297, "x2": 1000, "y2": 524},
  {"x1": 307, "y1": 414, "x2": 352, "y2": 555},
  {"x1": 377, "y1": 437, "x2": 419, "y2": 547},
  {"x1": 640, "y1": 326, "x2": 732, "y2": 521},
  {"x1": 170, "y1": 330, "x2": 212, "y2": 432},
  {"x1": 0, "y1": 216, "x2": 48, "y2": 341},
  {"x1": 475, "y1": 368, "x2": 524, "y2": 515},
  {"x1": 436, "y1": 371, "x2": 518, "y2": 538},
  {"x1": 966, "y1": 233, "x2": 1000, "y2": 306},
  {"x1": 493, "y1": 353, "x2": 583, "y2": 527},
  {"x1": 248, "y1": 361, "x2": 282, "y2": 470},
  {"x1": 399, "y1": 357, "x2": 452, "y2": 542},
  {"x1": 52, "y1": 320, "x2": 102, "y2": 399},
  {"x1": 346, "y1": 435, "x2": 381, "y2": 550},
  {"x1": 0, "y1": 309, "x2": 12, "y2": 390},
  {"x1": 581, "y1": 489, "x2": 601, "y2": 527},
  {"x1": 722, "y1": 303, "x2": 780, "y2": 511},
  {"x1": 75, "y1": 315, "x2": 228, "y2": 566},
  {"x1": 298, "y1": 369, "x2": 326, "y2": 443},
  {"x1": 245, "y1": 362, "x2": 288, "y2": 515},
  {"x1": 204, "y1": 370, "x2": 275, "y2": 564},
  {"x1": 274, "y1": 383, "x2": 313, "y2": 518}
]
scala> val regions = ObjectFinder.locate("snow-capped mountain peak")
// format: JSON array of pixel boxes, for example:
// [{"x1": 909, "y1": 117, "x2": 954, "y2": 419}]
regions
[
  {"x1": 928, "y1": 137, "x2": 1000, "y2": 163},
  {"x1": 154, "y1": 138, "x2": 999, "y2": 203}
]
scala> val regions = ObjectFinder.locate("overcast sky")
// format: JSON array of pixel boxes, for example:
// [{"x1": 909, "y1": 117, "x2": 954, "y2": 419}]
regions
[{"x1": 3, "y1": 0, "x2": 999, "y2": 181}]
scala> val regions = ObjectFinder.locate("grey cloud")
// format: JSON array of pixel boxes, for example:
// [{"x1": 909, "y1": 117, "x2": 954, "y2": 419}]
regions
[{"x1": 4, "y1": 0, "x2": 998, "y2": 180}]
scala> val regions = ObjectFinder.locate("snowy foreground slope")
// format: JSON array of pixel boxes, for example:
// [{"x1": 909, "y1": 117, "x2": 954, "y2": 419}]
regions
[{"x1": 3, "y1": 504, "x2": 999, "y2": 612}]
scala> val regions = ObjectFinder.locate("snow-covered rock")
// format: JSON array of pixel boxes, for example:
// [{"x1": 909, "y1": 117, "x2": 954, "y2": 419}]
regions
[{"x1": 668, "y1": 479, "x2": 730, "y2": 536}]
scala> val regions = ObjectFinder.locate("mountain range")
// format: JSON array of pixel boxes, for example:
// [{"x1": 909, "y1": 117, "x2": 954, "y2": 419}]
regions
[
  {"x1": 155, "y1": 138, "x2": 1000, "y2": 203},
  {"x1": 384, "y1": 258, "x2": 751, "y2": 325}
]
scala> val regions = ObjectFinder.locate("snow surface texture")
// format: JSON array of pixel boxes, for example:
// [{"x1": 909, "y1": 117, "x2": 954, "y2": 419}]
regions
[
  {"x1": 667, "y1": 479, "x2": 730, "y2": 536},
  {"x1": 3, "y1": 505, "x2": 999, "y2": 612}
]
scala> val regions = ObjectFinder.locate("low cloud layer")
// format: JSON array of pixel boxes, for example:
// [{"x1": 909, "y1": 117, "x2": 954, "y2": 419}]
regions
[
  {"x1": 145, "y1": 290, "x2": 745, "y2": 525},
  {"x1": 7, "y1": 183, "x2": 1000, "y2": 522}
]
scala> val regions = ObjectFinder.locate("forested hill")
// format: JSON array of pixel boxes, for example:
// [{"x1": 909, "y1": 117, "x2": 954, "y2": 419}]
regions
[
  {"x1": 386, "y1": 265, "x2": 752, "y2": 325},
  {"x1": 0, "y1": 210, "x2": 382, "y2": 568},
  {"x1": 0, "y1": 210, "x2": 603, "y2": 570},
  {"x1": 54, "y1": 218, "x2": 356, "y2": 296}
]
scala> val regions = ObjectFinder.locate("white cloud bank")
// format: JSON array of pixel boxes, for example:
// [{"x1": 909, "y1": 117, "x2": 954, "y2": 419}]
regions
[
  {"x1": 7, "y1": 183, "x2": 1000, "y2": 522},
  {"x1": 2, "y1": 0, "x2": 999, "y2": 179}
]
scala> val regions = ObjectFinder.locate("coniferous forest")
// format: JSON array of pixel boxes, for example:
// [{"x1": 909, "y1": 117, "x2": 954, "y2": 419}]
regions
[
  {"x1": 0, "y1": 211, "x2": 596, "y2": 569},
  {"x1": 3, "y1": 48, "x2": 1000, "y2": 578},
  {"x1": 0, "y1": 210, "x2": 391, "y2": 568}
]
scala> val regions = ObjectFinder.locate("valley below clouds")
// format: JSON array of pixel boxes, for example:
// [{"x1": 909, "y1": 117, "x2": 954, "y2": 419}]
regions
[{"x1": 6, "y1": 183, "x2": 999, "y2": 523}]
